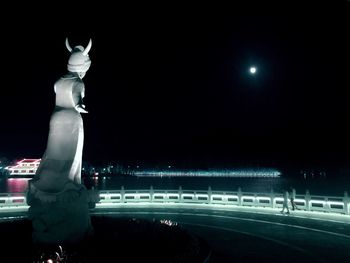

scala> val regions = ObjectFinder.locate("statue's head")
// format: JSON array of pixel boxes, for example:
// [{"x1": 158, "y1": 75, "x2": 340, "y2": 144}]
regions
[{"x1": 66, "y1": 38, "x2": 92, "y2": 77}]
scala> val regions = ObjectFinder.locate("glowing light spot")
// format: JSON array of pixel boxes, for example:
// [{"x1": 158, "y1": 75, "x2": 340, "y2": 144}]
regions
[
  {"x1": 134, "y1": 169, "x2": 281, "y2": 178},
  {"x1": 160, "y1": 219, "x2": 178, "y2": 226},
  {"x1": 250, "y1": 67, "x2": 257, "y2": 74}
]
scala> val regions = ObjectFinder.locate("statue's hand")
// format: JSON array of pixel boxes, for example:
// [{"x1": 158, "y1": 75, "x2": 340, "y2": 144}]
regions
[{"x1": 75, "y1": 104, "x2": 88, "y2": 113}]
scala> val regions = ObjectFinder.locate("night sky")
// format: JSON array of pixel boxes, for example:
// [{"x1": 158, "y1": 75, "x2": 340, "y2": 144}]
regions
[{"x1": 1, "y1": 3, "x2": 349, "y2": 170}]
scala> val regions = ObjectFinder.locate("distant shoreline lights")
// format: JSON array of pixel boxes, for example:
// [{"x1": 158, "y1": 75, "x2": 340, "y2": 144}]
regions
[{"x1": 134, "y1": 169, "x2": 281, "y2": 178}]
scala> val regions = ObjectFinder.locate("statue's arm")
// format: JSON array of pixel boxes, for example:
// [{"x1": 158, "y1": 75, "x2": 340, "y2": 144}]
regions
[
  {"x1": 73, "y1": 81, "x2": 88, "y2": 113},
  {"x1": 81, "y1": 85, "x2": 85, "y2": 99}
]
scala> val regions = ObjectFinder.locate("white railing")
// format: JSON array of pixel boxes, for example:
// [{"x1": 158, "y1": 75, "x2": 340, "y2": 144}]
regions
[
  {"x1": 0, "y1": 193, "x2": 27, "y2": 207},
  {"x1": 1, "y1": 187, "x2": 349, "y2": 215}
]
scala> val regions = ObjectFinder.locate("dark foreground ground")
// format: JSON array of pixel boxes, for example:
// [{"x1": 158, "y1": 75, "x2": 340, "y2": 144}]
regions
[
  {"x1": 1, "y1": 205, "x2": 350, "y2": 262},
  {"x1": 0, "y1": 216, "x2": 209, "y2": 263}
]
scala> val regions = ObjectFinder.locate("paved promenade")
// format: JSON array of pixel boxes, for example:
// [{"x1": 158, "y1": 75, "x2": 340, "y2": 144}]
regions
[
  {"x1": 1, "y1": 203, "x2": 350, "y2": 262},
  {"x1": 93, "y1": 203, "x2": 350, "y2": 262}
]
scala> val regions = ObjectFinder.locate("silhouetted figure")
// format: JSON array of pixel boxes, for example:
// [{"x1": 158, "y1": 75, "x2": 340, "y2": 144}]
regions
[
  {"x1": 290, "y1": 187, "x2": 297, "y2": 211},
  {"x1": 281, "y1": 190, "x2": 290, "y2": 214}
]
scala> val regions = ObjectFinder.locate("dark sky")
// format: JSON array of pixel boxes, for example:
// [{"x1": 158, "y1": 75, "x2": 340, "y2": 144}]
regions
[{"x1": 1, "y1": 2, "x2": 349, "y2": 170}]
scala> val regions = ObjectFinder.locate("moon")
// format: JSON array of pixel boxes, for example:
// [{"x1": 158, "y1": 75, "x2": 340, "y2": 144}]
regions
[{"x1": 249, "y1": 67, "x2": 257, "y2": 74}]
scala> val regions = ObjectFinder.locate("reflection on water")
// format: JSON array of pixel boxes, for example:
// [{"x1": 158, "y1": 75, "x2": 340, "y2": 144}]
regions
[
  {"x1": 82, "y1": 176, "x2": 350, "y2": 196},
  {"x1": 83, "y1": 176, "x2": 284, "y2": 193},
  {"x1": 0, "y1": 175, "x2": 349, "y2": 196},
  {"x1": 6, "y1": 178, "x2": 30, "y2": 193}
]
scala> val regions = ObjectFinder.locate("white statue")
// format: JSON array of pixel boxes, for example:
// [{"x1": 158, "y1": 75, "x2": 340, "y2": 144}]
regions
[
  {"x1": 32, "y1": 38, "x2": 91, "y2": 193},
  {"x1": 27, "y1": 39, "x2": 97, "y2": 245}
]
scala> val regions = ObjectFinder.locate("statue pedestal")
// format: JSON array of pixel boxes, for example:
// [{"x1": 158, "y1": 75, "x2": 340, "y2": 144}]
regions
[{"x1": 27, "y1": 181, "x2": 97, "y2": 245}]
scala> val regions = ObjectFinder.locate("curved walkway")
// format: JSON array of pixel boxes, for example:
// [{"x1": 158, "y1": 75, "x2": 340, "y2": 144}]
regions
[
  {"x1": 1, "y1": 203, "x2": 350, "y2": 262},
  {"x1": 93, "y1": 203, "x2": 350, "y2": 262}
]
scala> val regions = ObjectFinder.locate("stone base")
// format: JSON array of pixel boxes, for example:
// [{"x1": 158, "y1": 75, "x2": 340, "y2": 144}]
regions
[{"x1": 27, "y1": 181, "x2": 97, "y2": 245}]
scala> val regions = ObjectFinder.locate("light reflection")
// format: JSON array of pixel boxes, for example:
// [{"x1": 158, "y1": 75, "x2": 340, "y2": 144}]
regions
[
  {"x1": 160, "y1": 219, "x2": 178, "y2": 226},
  {"x1": 7, "y1": 178, "x2": 30, "y2": 193},
  {"x1": 134, "y1": 169, "x2": 281, "y2": 178}
]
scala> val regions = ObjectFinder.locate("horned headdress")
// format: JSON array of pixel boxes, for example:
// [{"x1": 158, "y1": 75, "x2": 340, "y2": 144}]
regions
[{"x1": 65, "y1": 38, "x2": 92, "y2": 73}]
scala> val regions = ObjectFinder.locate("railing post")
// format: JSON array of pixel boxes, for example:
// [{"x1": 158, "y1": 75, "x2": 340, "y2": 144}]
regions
[
  {"x1": 208, "y1": 186, "x2": 212, "y2": 204},
  {"x1": 305, "y1": 190, "x2": 311, "y2": 211},
  {"x1": 254, "y1": 193, "x2": 258, "y2": 207},
  {"x1": 121, "y1": 186, "x2": 125, "y2": 203},
  {"x1": 179, "y1": 186, "x2": 183, "y2": 202},
  {"x1": 270, "y1": 189, "x2": 275, "y2": 209},
  {"x1": 5, "y1": 194, "x2": 11, "y2": 206},
  {"x1": 238, "y1": 187, "x2": 242, "y2": 206},
  {"x1": 324, "y1": 197, "x2": 330, "y2": 212},
  {"x1": 150, "y1": 185, "x2": 154, "y2": 203},
  {"x1": 344, "y1": 191, "x2": 349, "y2": 215}
]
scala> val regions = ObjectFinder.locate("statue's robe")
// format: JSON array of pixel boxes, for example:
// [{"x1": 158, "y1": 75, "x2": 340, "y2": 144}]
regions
[{"x1": 32, "y1": 74, "x2": 85, "y2": 193}]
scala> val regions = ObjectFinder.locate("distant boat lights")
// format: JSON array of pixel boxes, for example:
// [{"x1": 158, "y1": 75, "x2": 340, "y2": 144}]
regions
[{"x1": 6, "y1": 159, "x2": 41, "y2": 176}]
